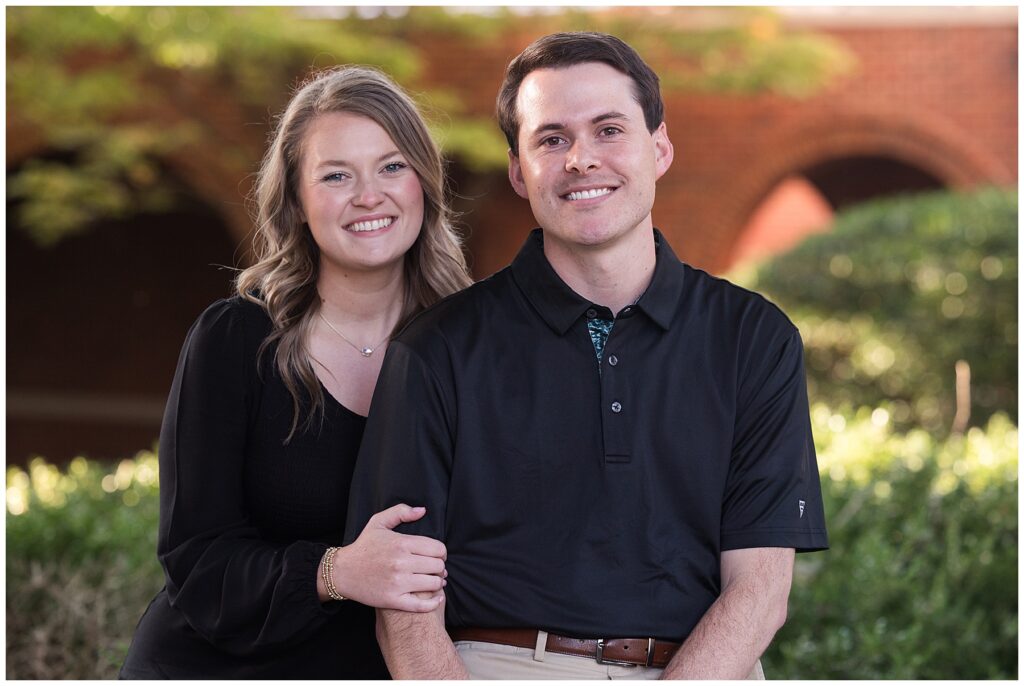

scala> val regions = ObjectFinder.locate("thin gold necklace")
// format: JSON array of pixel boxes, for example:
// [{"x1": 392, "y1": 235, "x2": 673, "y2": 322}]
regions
[{"x1": 318, "y1": 312, "x2": 389, "y2": 357}]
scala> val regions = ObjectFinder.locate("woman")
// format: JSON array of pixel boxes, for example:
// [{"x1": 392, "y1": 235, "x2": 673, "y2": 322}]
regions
[{"x1": 120, "y1": 66, "x2": 473, "y2": 679}]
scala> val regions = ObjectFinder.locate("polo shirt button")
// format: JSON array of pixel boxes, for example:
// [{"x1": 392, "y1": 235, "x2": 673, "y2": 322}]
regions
[
  {"x1": 611, "y1": 401, "x2": 622, "y2": 413},
  {"x1": 607, "y1": 354, "x2": 618, "y2": 366},
  {"x1": 586, "y1": 308, "x2": 598, "y2": 319}
]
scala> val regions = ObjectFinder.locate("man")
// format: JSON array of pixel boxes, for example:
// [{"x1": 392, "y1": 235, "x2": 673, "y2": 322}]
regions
[{"x1": 345, "y1": 32, "x2": 828, "y2": 679}]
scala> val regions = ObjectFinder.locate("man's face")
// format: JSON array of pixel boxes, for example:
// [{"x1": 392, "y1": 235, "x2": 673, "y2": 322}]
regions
[{"x1": 508, "y1": 61, "x2": 673, "y2": 254}]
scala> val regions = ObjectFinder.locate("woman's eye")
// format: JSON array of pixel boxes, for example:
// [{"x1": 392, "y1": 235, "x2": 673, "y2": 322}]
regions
[
  {"x1": 382, "y1": 162, "x2": 407, "y2": 174},
  {"x1": 322, "y1": 172, "x2": 348, "y2": 183}
]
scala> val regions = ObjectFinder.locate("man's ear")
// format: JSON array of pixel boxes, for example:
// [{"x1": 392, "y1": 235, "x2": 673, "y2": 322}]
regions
[
  {"x1": 652, "y1": 122, "x2": 674, "y2": 181},
  {"x1": 508, "y1": 149, "x2": 530, "y2": 200}
]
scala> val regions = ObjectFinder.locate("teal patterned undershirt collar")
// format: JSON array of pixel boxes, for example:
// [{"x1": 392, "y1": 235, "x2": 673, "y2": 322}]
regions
[{"x1": 587, "y1": 316, "x2": 614, "y2": 371}]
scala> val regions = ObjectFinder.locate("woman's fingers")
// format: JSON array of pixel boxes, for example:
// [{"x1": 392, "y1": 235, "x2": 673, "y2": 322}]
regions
[
  {"x1": 395, "y1": 590, "x2": 445, "y2": 613},
  {"x1": 405, "y1": 555, "x2": 446, "y2": 576},
  {"x1": 402, "y1": 535, "x2": 447, "y2": 560},
  {"x1": 369, "y1": 503, "x2": 427, "y2": 530},
  {"x1": 404, "y1": 571, "x2": 446, "y2": 593},
  {"x1": 363, "y1": 506, "x2": 447, "y2": 559}
]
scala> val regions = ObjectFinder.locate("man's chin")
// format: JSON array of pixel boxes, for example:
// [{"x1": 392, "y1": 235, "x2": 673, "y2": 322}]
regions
[{"x1": 544, "y1": 222, "x2": 639, "y2": 251}]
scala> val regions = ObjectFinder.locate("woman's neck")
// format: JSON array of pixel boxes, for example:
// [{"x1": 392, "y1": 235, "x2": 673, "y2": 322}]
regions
[{"x1": 316, "y1": 261, "x2": 407, "y2": 335}]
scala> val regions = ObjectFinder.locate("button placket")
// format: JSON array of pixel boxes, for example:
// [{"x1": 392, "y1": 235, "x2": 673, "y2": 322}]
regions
[{"x1": 600, "y1": 320, "x2": 631, "y2": 463}]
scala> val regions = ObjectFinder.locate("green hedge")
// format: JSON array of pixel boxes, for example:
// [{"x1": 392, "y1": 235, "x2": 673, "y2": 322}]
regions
[
  {"x1": 763, "y1": 407, "x2": 1018, "y2": 679},
  {"x1": 7, "y1": 410, "x2": 1017, "y2": 678},
  {"x1": 742, "y1": 188, "x2": 1017, "y2": 433},
  {"x1": 6, "y1": 453, "x2": 162, "y2": 679}
]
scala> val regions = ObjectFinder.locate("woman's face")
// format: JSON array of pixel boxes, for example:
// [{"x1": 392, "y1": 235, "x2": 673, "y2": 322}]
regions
[{"x1": 297, "y1": 111, "x2": 424, "y2": 277}]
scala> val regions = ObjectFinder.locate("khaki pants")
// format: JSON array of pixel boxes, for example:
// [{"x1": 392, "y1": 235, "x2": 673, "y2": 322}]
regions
[{"x1": 455, "y1": 637, "x2": 765, "y2": 680}]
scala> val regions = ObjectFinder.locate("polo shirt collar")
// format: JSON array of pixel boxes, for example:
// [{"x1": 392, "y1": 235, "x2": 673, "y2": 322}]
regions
[
  {"x1": 510, "y1": 228, "x2": 686, "y2": 335},
  {"x1": 638, "y1": 229, "x2": 686, "y2": 331}
]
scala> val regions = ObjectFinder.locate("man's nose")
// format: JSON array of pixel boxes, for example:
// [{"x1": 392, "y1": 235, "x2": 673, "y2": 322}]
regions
[{"x1": 564, "y1": 139, "x2": 601, "y2": 174}]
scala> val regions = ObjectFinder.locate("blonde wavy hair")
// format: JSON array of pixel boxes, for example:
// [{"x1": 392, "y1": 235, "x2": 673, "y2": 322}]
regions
[{"x1": 236, "y1": 66, "x2": 473, "y2": 441}]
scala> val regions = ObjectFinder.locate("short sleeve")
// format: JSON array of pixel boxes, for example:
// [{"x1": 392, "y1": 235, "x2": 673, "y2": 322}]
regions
[
  {"x1": 344, "y1": 339, "x2": 455, "y2": 545},
  {"x1": 721, "y1": 329, "x2": 829, "y2": 553}
]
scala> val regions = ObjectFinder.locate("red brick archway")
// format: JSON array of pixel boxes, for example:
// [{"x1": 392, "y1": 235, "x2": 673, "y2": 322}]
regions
[{"x1": 711, "y1": 106, "x2": 1010, "y2": 270}]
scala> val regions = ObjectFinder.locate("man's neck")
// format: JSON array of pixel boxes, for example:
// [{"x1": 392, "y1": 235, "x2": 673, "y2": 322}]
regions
[{"x1": 542, "y1": 226, "x2": 657, "y2": 315}]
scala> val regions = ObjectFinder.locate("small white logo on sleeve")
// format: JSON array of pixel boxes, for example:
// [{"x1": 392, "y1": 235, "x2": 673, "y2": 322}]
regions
[{"x1": 798, "y1": 500, "x2": 806, "y2": 518}]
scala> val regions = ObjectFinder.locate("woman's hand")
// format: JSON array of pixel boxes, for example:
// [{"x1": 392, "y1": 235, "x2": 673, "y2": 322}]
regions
[{"x1": 325, "y1": 504, "x2": 447, "y2": 612}]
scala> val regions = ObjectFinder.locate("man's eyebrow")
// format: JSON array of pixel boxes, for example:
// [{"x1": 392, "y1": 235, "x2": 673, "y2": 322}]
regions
[
  {"x1": 531, "y1": 122, "x2": 566, "y2": 137},
  {"x1": 530, "y1": 112, "x2": 631, "y2": 137},
  {"x1": 592, "y1": 111, "x2": 629, "y2": 123}
]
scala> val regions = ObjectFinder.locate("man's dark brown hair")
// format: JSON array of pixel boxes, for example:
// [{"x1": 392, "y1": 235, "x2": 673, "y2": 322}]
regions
[{"x1": 496, "y1": 31, "x2": 665, "y2": 155}]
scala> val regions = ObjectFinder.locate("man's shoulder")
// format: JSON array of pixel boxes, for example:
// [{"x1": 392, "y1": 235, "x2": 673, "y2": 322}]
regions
[
  {"x1": 680, "y1": 262, "x2": 798, "y2": 338},
  {"x1": 394, "y1": 267, "x2": 515, "y2": 349}
]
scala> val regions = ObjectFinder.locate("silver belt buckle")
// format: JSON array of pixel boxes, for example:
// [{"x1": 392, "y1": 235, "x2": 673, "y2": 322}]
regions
[{"x1": 596, "y1": 638, "x2": 653, "y2": 667}]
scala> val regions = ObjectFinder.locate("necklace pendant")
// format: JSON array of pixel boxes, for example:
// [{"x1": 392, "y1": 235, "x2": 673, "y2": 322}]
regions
[{"x1": 360, "y1": 347, "x2": 374, "y2": 357}]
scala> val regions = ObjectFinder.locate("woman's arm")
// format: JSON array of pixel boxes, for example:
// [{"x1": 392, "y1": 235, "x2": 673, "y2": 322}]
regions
[
  {"x1": 156, "y1": 300, "x2": 446, "y2": 657},
  {"x1": 157, "y1": 300, "x2": 329, "y2": 655}
]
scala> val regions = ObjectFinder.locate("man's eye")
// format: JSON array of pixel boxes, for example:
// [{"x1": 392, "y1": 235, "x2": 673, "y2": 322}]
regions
[
  {"x1": 600, "y1": 127, "x2": 623, "y2": 137},
  {"x1": 541, "y1": 136, "x2": 566, "y2": 147}
]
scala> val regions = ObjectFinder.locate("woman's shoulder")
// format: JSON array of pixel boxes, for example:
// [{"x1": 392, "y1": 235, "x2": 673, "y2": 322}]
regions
[
  {"x1": 183, "y1": 294, "x2": 273, "y2": 359},
  {"x1": 198, "y1": 293, "x2": 269, "y2": 320}
]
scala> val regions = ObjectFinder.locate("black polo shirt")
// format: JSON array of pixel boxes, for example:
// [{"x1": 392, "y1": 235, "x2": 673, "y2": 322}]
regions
[{"x1": 345, "y1": 229, "x2": 828, "y2": 641}]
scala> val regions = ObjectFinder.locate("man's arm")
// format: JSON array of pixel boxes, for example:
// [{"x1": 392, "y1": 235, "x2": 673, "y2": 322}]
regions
[
  {"x1": 376, "y1": 599, "x2": 468, "y2": 679},
  {"x1": 345, "y1": 339, "x2": 463, "y2": 677},
  {"x1": 661, "y1": 547, "x2": 794, "y2": 679}
]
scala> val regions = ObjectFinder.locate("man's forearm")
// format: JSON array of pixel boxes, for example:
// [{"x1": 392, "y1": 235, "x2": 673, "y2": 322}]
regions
[
  {"x1": 377, "y1": 604, "x2": 468, "y2": 679},
  {"x1": 661, "y1": 548, "x2": 794, "y2": 679}
]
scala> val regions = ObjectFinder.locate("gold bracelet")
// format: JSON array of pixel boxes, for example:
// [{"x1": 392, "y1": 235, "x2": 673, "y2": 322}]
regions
[
  {"x1": 321, "y1": 546, "x2": 346, "y2": 602},
  {"x1": 319, "y1": 547, "x2": 331, "y2": 598}
]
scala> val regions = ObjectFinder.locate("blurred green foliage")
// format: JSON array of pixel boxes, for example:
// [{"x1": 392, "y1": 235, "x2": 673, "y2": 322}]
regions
[
  {"x1": 6, "y1": 453, "x2": 162, "y2": 679},
  {"x1": 7, "y1": 6, "x2": 852, "y2": 245},
  {"x1": 742, "y1": 188, "x2": 1017, "y2": 433},
  {"x1": 6, "y1": 409, "x2": 1016, "y2": 678},
  {"x1": 764, "y1": 408, "x2": 1018, "y2": 679},
  {"x1": 6, "y1": 6, "x2": 421, "y2": 246}
]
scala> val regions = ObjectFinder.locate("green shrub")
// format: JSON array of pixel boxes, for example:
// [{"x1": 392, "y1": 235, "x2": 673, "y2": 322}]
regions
[
  {"x1": 763, "y1": 407, "x2": 1018, "y2": 679},
  {"x1": 742, "y1": 188, "x2": 1017, "y2": 433},
  {"x1": 7, "y1": 412, "x2": 1018, "y2": 678},
  {"x1": 6, "y1": 452, "x2": 162, "y2": 679}
]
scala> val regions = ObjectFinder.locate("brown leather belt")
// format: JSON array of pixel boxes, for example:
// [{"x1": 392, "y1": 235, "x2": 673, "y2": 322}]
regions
[{"x1": 449, "y1": 627, "x2": 680, "y2": 668}]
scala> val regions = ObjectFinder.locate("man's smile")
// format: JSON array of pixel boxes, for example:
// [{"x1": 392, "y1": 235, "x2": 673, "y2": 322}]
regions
[{"x1": 561, "y1": 186, "x2": 617, "y2": 201}]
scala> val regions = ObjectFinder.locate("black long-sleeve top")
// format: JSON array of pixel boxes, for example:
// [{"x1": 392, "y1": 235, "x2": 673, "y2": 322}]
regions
[{"x1": 120, "y1": 297, "x2": 388, "y2": 679}]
